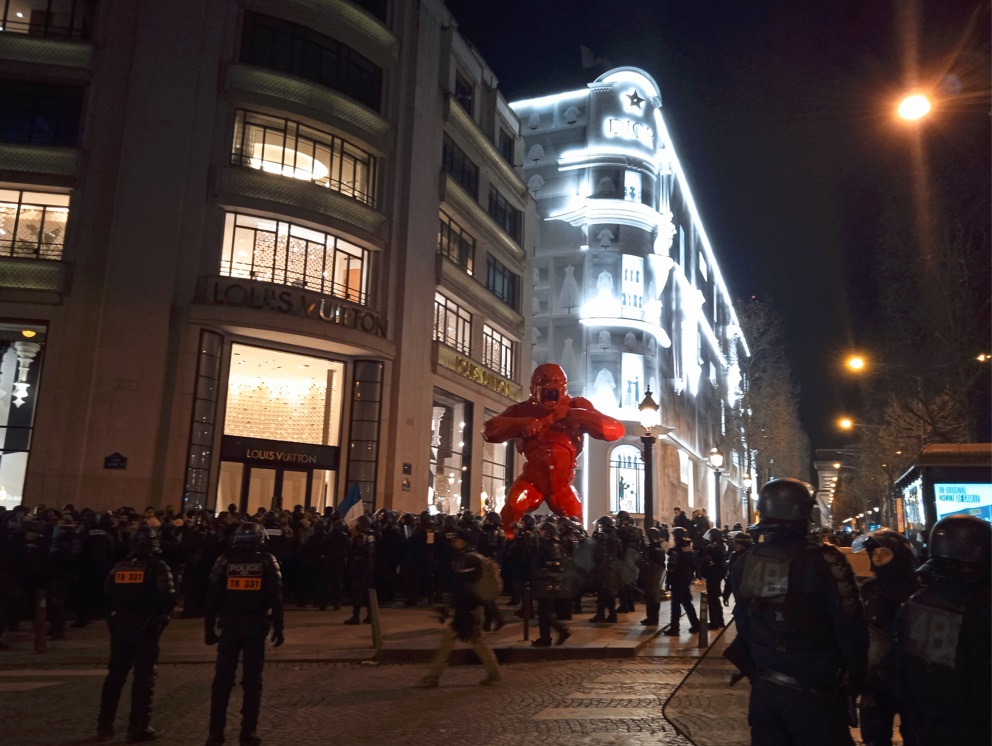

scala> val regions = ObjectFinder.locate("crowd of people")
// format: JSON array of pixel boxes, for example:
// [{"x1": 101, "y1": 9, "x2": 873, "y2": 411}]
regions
[
  {"x1": 1, "y1": 492, "x2": 987, "y2": 746},
  {"x1": 0, "y1": 500, "x2": 747, "y2": 648}
]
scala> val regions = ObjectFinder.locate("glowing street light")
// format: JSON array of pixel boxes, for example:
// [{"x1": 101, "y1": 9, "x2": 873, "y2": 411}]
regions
[
  {"x1": 846, "y1": 355, "x2": 866, "y2": 371},
  {"x1": 897, "y1": 93, "x2": 932, "y2": 121},
  {"x1": 838, "y1": 417, "x2": 854, "y2": 431}
]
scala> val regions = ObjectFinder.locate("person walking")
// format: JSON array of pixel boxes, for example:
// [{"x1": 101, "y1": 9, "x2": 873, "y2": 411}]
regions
[
  {"x1": 728, "y1": 478, "x2": 867, "y2": 746},
  {"x1": 415, "y1": 528, "x2": 500, "y2": 688},
  {"x1": 204, "y1": 522, "x2": 284, "y2": 746},
  {"x1": 96, "y1": 524, "x2": 176, "y2": 743}
]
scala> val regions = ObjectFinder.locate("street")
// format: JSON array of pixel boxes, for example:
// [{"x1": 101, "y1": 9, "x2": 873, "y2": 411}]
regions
[{"x1": 2, "y1": 658, "x2": 700, "y2": 746}]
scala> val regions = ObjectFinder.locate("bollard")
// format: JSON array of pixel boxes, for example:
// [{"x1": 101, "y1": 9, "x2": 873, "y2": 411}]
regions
[
  {"x1": 698, "y1": 591, "x2": 709, "y2": 647},
  {"x1": 368, "y1": 588, "x2": 382, "y2": 650},
  {"x1": 522, "y1": 583, "x2": 531, "y2": 641},
  {"x1": 34, "y1": 589, "x2": 46, "y2": 654}
]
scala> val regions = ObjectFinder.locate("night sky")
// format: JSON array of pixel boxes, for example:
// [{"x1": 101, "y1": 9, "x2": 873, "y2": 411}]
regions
[{"x1": 444, "y1": 0, "x2": 991, "y2": 451}]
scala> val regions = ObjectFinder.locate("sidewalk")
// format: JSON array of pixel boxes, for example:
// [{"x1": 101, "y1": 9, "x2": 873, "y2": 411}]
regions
[{"x1": 0, "y1": 588, "x2": 713, "y2": 667}]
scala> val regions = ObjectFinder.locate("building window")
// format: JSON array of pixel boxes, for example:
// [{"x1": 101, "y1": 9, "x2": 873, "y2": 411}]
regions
[
  {"x1": 482, "y1": 324, "x2": 515, "y2": 379},
  {"x1": 497, "y1": 128, "x2": 513, "y2": 164},
  {"x1": 610, "y1": 444, "x2": 644, "y2": 515},
  {"x1": 344, "y1": 360, "x2": 384, "y2": 513},
  {"x1": 442, "y1": 133, "x2": 478, "y2": 199},
  {"x1": 0, "y1": 81, "x2": 83, "y2": 146},
  {"x1": 183, "y1": 330, "x2": 222, "y2": 511},
  {"x1": 221, "y1": 212, "x2": 370, "y2": 305},
  {"x1": 232, "y1": 110, "x2": 377, "y2": 207},
  {"x1": 453, "y1": 71, "x2": 473, "y2": 116},
  {"x1": 240, "y1": 11, "x2": 383, "y2": 111},
  {"x1": 438, "y1": 211, "x2": 474, "y2": 275},
  {"x1": 482, "y1": 408, "x2": 513, "y2": 515},
  {"x1": 487, "y1": 187, "x2": 521, "y2": 242},
  {"x1": 433, "y1": 293, "x2": 471, "y2": 355},
  {"x1": 429, "y1": 388, "x2": 472, "y2": 514},
  {"x1": 0, "y1": 189, "x2": 69, "y2": 260},
  {"x1": 0, "y1": 0, "x2": 93, "y2": 40},
  {"x1": 485, "y1": 255, "x2": 518, "y2": 310}
]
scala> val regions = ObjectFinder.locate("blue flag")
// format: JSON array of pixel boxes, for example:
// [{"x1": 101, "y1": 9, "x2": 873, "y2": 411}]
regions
[{"x1": 338, "y1": 483, "x2": 364, "y2": 526}]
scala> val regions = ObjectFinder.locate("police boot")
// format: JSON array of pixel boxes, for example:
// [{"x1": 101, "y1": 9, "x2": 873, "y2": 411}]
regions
[
  {"x1": 204, "y1": 731, "x2": 225, "y2": 746},
  {"x1": 96, "y1": 726, "x2": 115, "y2": 742},
  {"x1": 239, "y1": 732, "x2": 261, "y2": 746},
  {"x1": 126, "y1": 726, "x2": 158, "y2": 743},
  {"x1": 343, "y1": 614, "x2": 361, "y2": 625}
]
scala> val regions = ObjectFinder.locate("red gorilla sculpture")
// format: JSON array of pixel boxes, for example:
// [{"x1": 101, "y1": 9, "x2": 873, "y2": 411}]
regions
[{"x1": 483, "y1": 363, "x2": 625, "y2": 536}]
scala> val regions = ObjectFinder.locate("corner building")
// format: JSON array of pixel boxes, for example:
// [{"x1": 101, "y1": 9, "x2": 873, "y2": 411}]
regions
[
  {"x1": 512, "y1": 68, "x2": 750, "y2": 528},
  {"x1": 0, "y1": 0, "x2": 532, "y2": 516}
]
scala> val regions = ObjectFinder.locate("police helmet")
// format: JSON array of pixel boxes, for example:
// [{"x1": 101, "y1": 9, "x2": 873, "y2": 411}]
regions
[
  {"x1": 520, "y1": 514, "x2": 537, "y2": 530},
  {"x1": 539, "y1": 521, "x2": 559, "y2": 539},
  {"x1": 483, "y1": 511, "x2": 502, "y2": 527},
  {"x1": 671, "y1": 526, "x2": 689, "y2": 545},
  {"x1": 356, "y1": 514, "x2": 374, "y2": 532},
  {"x1": 757, "y1": 478, "x2": 815, "y2": 523},
  {"x1": 646, "y1": 526, "x2": 662, "y2": 542},
  {"x1": 731, "y1": 531, "x2": 753, "y2": 547},
  {"x1": 851, "y1": 527, "x2": 917, "y2": 568},
  {"x1": 596, "y1": 515, "x2": 615, "y2": 529},
  {"x1": 929, "y1": 514, "x2": 991, "y2": 568},
  {"x1": 615, "y1": 510, "x2": 632, "y2": 526},
  {"x1": 704, "y1": 528, "x2": 725, "y2": 542},
  {"x1": 128, "y1": 524, "x2": 161, "y2": 556},
  {"x1": 233, "y1": 521, "x2": 267, "y2": 548}
]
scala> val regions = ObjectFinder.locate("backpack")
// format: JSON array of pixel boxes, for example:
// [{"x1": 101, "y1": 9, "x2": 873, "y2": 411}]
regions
[{"x1": 471, "y1": 552, "x2": 503, "y2": 602}]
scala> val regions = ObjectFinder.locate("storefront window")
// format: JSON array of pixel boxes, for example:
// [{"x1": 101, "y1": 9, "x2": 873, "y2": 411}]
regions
[
  {"x1": 481, "y1": 408, "x2": 512, "y2": 514},
  {"x1": 429, "y1": 389, "x2": 472, "y2": 514},
  {"x1": 610, "y1": 444, "x2": 643, "y2": 515},
  {"x1": 215, "y1": 343, "x2": 345, "y2": 513},
  {"x1": 0, "y1": 322, "x2": 47, "y2": 509}
]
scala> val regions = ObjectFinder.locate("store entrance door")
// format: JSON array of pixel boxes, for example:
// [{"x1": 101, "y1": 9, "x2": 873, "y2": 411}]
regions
[
  {"x1": 217, "y1": 435, "x2": 340, "y2": 514},
  {"x1": 240, "y1": 466, "x2": 312, "y2": 513}
]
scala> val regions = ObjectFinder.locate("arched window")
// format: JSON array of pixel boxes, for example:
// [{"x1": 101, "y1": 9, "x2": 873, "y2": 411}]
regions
[{"x1": 609, "y1": 444, "x2": 643, "y2": 514}]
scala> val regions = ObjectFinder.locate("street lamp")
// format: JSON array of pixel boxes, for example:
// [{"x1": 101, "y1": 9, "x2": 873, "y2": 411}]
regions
[
  {"x1": 897, "y1": 93, "x2": 932, "y2": 121},
  {"x1": 742, "y1": 473, "x2": 753, "y2": 525},
  {"x1": 708, "y1": 447, "x2": 724, "y2": 529},
  {"x1": 638, "y1": 388, "x2": 660, "y2": 531}
]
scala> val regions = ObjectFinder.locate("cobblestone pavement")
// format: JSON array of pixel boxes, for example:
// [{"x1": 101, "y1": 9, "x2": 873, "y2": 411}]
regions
[{"x1": 1, "y1": 658, "x2": 700, "y2": 746}]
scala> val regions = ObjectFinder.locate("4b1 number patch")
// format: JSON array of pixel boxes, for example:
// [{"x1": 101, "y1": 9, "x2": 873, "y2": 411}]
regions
[
  {"x1": 115, "y1": 570, "x2": 145, "y2": 584},
  {"x1": 227, "y1": 576, "x2": 262, "y2": 591}
]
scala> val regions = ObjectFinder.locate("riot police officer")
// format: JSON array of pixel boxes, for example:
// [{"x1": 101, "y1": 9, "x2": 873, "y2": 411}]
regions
[
  {"x1": 204, "y1": 522, "x2": 284, "y2": 746},
  {"x1": 663, "y1": 525, "x2": 699, "y2": 636},
  {"x1": 728, "y1": 478, "x2": 867, "y2": 745},
  {"x1": 699, "y1": 528, "x2": 729, "y2": 629},
  {"x1": 893, "y1": 514, "x2": 991, "y2": 746},
  {"x1": 96, "y1": 524, "x2": 176, "y2": 743},
  {"x1": 530, "y1": 521, "x2": 571, "y2": 646},
  {"x1": 639, "y1": 526, "x2": 667, "y2": 626},
  {"x1": 851, "y1": 527, "x2": 919, "y2": 746},
  {"x1": 590, "y1": 515, "x2": 621, "y2": 623}
]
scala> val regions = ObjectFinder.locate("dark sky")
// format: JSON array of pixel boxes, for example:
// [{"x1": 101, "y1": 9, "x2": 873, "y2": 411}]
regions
[{"x1": 444, "y1": 0, "x2": 991, "y2": 451}]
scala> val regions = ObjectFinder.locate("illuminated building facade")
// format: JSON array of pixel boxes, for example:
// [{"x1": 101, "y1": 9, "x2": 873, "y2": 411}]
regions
[
  {"x1": 512, "y1": 68, "x2": 750, "y2": 528},
  {"x1": 0, "y1": 0, "x2": 532, "y2": 516}
]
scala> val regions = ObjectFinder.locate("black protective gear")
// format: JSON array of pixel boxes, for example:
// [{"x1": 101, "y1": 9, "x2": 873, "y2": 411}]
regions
[
  {"x1": 615, "y1": 510, "x2": 632, "y2": 526},
  {"x1": 128, "y1": 525, "x2": 161, "y2": 557},
  {"x1": 851, "y1": 527, "x2": 917, "y2": 570},
  {"x1": 595, "y1": 515, "x2": 615, "y2": 529},
  {"x1": 483, "y1": 511, "x2": 502, "y2": 527},
  {"x1": 519, "y1": 513, "x2": 537, "y2": 530},
  {"x1": 928, "y1": 514, "x2": 991, "y2": 568},
  {"x1": 232, "y1": 522, "x2": 267, "y2": 549},
  {"x1": 757, "y1": 478, "x2": 814, "y2": 523}
]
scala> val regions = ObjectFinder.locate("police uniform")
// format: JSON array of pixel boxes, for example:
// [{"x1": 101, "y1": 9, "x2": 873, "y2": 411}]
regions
[
  {"x1": 730, "y1": 478, "x2": 867, "y2": 746},
  {"x1": 97, "y1": 527, "x2": 176, "y2": 742},
  {"x1": 892, "y1": 515, "x2": 991, "y2": 746},
  {"x1": 204, "y1": 524, "x2": 284, "y2": 746}
]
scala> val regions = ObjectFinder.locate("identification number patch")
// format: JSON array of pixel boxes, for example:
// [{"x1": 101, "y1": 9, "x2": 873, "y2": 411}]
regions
[
  {"x1": 115, "y1": 571, "x2": 145, "y2": 584},
  {"x1": 227, "y1": 576, "x2": 262, "y2": 591},
  {"x1": 739, "y1": 553, "x2": 789, "y2": 599},
  {"x1": 905, "y1": 602, "x2": 962, "y2": 668}
]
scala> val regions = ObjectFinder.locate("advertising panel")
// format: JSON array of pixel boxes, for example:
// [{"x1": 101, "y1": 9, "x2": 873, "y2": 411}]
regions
[{"x1": 933, "y1": 482, "x2": 992, "y2": 522}]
